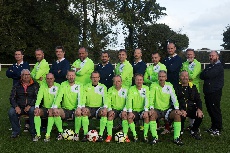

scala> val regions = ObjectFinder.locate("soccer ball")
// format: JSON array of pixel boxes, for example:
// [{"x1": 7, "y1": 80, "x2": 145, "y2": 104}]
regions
[
  {"x1": 87, "y1": 130, "x2": 99, "y2": 142},
  {"x1": 114, "y1": 132, "x2": 126, "y2": 143},
  {"x1": 62, "y1": 129, "x2": 75, "y2": 140}
]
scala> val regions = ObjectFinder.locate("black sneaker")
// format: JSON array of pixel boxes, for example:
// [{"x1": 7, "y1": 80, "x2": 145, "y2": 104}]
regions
[
  {"x1": 56, "y1": 132, "x2": 63, "y2": 140},
  {"x1": 144, "y1": 137, "x2": 149, "y2": 143},
  {"x1": 210, "y1": 129, "x2": 221, "y2": 136},
  {"x1": 173, "y1": 137, "x2": 183, "y2": 146},
  {"x1": 205, "y1": 128, "x2": 213, "y2": 133},
  {"x1": 134, "y1": 136, "x2": 139, "y2": 142},
  {"x1": 150, "y1": 137, "x2": 158, "y2": 145},
  {"x1": 97, "y1": 135, "x2": 104, "y2": 142},
  {"x1": 191, "y1": 130, "x2": 201, "y2": 140},
  {"x1": 10, "y1": 133, "x2": 19, "y2": 138},
  {"x1": 81, "y1": 135, "x2": 88, "y2": 142}
]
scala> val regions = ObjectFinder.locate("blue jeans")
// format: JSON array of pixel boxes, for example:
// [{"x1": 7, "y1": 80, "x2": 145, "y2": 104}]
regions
[{"x1": 8, "y1": 106, "x2": 35, "y2": 136}]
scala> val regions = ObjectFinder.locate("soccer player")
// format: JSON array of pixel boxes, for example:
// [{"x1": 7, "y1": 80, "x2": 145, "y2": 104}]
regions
[
  {"x1": 126, "y1": 74, "x2": 150, "y2": 142},
  {"x1": 175, "y1": 70, "x2": 203, "y2": 140},
  {"x1": 80, "y1": 71, "x2": 108, "y2": 142},
  {"x1": 52, "y1": 70, "x2": 84, "y2": 141},
  {"x1": 115, "y1": 49, "x2": 133, "y2": 87},
  {"x1": 149, "y1": 70, "x2": 183, "y2": 145},
  {"x1": 95, "y1": 51, "x2": 114, "y2": 89},
  {"x1": 105, "y1": 75, "x2": 130, "y2": 142},
  {"x1": 33, "y1": 73, "x2": 60, "y2": 142},
  {"x1": 31, "y1": 48, "x2": 50, "y2": 84},
  {"x1": 8, "y1": 69, "x2": 39, "y2": 139},
  {"x1": 132, "y1": 48, "x2": 147, "y2": 85},
  {"x1": 144, "y1": 52, "x2": 167, "y2": 86},
  {"x1": 163, "y1": 43, "x2": 182, "y2": 87},
  {"x1": 50, "y1": 46, "x2": 70, "y2": 84},
  {"x1": 72, "y1": 47, "x2": 94, "y2": 84},
  {"x1": 181, "y1": 49, "x2": 201, "y2": 93},
  {"x1": 6, "y1": 50, "x2": 30, "y2": 86},
  {"x1": 200, "y1": 51, "x2": 224, "y2": 136}
]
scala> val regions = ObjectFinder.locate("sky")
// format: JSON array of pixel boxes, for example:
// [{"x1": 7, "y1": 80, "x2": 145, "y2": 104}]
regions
[{"x1": 157, "y1": 0, "x2": 230, "y2": 50}]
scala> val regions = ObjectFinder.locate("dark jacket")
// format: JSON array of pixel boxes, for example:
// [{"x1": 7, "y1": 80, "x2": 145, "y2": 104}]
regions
[
  {"x1": 9, "y1": 80, "x2": 39, "y2": 108},
  {"x1": 200, "y1": 61, "x2": 224, "y2": 94},
  {"x1": 6, "y1": 62, "x2": 30, "y2": 85},
  {"x1": 163, "y1": 55, "x2": 182, "y2": 87},
  {"x1": 175, "y1": 82, "x2": 202, "y2": 111},
  {"x1": 50, "y1": 59, "x2": 70, "y2": 84}
]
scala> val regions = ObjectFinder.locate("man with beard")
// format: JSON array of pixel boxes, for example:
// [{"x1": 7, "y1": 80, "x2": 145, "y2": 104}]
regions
[
  {"x1": 95, "y1": 51, "x2": 114, "y2": 89},
  {"x1": 200, "y1": 51, "x2": 224, "y2": 136}
]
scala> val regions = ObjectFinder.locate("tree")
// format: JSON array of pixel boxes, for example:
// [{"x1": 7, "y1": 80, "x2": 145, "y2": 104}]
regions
[{"x1": 221, "y1": 25, "x2": 230, "y2": 68}]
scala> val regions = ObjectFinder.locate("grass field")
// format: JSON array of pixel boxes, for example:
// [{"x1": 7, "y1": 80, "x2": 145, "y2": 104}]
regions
[{"x1": 0, "y1": 68, "x2": 230, "y2": 153}]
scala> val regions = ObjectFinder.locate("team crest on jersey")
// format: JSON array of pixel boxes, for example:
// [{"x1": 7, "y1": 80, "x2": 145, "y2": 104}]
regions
[
  {"x1": 80, "y1": 60, "x2": 86, "y2": 68},
  {"x1": 119, "y1": 64, "x2": 124, "y2": 72},
  {"x1": 49, "y1": 86, "x2": 58, "y2": 95},
  {"x1": 139, "y1": 88, "x2": 146, "y2": 98},
  {"x1": 153, "y1": 65, "x2": 160, "y2": 73},
  {"x1": 71, "y1": 84, "x2": 80, "y2": 93},
  {"x1": 162, "y1": 85, "x2": 171, "y2": 94},
  {"x1": 188, "y1": 62, "x2": 195, "y2": 71},
  {"x1": 95, "y1": 86, "x2": 104, "y2": 95},
  {"x1": 118, "y1": 88, "x2": 127, "y2": 98}
]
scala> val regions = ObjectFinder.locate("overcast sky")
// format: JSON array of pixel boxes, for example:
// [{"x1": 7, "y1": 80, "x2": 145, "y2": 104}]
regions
[{"x1": 157, "y1": 0, "x2": 230, "y2": 50}]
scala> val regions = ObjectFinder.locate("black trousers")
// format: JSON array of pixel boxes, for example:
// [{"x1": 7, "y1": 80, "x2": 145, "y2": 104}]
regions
[{"x1": 204, "y1": 89, "x2": 223, "y2": 131}]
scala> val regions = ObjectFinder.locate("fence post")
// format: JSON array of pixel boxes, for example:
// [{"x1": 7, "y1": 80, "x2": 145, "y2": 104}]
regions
[{"x1": 0, "y1": 63, "x2": 1, "y2": 71}]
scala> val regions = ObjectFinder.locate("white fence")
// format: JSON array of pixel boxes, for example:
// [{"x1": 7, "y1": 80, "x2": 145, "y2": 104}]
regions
[{"x1": 0, "y1": 63, "x2": 230, "y2": 71}]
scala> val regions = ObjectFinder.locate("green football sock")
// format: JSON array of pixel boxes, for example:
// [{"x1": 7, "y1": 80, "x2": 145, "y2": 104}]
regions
[
  {"x1": 99, "y1": 117, "x2": 107, "y2": 136},
  {"x1": 82, "y1": 116, "x2": 89, "y2": 135},
  {"x1": 173, "y1": 122, "x2": 181, "y2": 139},
  {"x1": 54, "y1": 116, "x2": 63, "y2": 133},
  {"x1": 75, "y1": 116, "x2": 82, "y2": 134},
  {"x1": 122, "y1": 120, "x2": 129, "y2": 136},
  {"x1": 129, "y1": 122, "x2": 137, "y2": 137},
  {"x1": 107, "y1": 120, "x2": 113, "y2": 136},
  {"x1": 150, "y1": 121, "x2": 158, "y2": 139},
  {"x1": 46, "y1": 117, "x2": 54, "y2": 137},
  {"x1": 144, "y1": 123, "x2": 149, "y2": 137},
  {"x1": 34, "y1": 116, "x2": 41, "y2": 136}
]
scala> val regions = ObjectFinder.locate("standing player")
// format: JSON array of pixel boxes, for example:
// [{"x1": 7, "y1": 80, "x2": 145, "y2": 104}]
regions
[
  {"x1": 31, "y1": 48, "x2": 50, "y2": 84},
  {"x1": 72, "y1": 47, "x2": 94, "y2": 84},
  {"x1": 105, "y1": 75, "x2": 130, "y2": 142},
  {"x1": 33, "y1": 73, "x2": 60, "y2": 142},
  {"x1": 126, "y1": 74, "x2": 150, "y2": 142},
  {"x1": 6, "y1": 50, "x2": 30, "y2": 86},
  {"x1": 50, "y1": 46, "x2": 70, "y2": 84},
  {"x1": 115, "y1": 49, "x2": 133, "y2": 87},
  {"x1": 80, "y1": 71, "x2": 108, "y2": 142},
  {"x1": 144, "y1": 52, "x2": 167, "y2": 86},
  {"x1": 132, "y1": 48, "x2": 147, "y2": 85},
  {"x1": 52, "y1": 70, "x2": 84, "y2": 141},
  {"x1": 149, "y1": 70, "x2": 183, "y2": 145},
  {"x1": 163, "y1": 43, "x2": 182, "y2": 87},
  {"x1": 95, "y1": 51, "x2": 114, "y2": 89}
]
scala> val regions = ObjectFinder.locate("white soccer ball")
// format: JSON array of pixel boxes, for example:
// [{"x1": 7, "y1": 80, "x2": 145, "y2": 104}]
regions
[
  {"x1": 87, "y1": 130, "x2": 99, "y2": 142},
  {"x1": 114, "y1": 132, "x2": 126, "y2": 143},
  {"x1": 62, "y1": 129, "x2": 75, "y2": 140}
]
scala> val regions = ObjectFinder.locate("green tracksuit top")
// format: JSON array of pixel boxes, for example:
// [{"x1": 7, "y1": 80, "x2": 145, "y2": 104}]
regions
[
  {"x1": 181, "y1": 59, "x2": 201, "y2": 92},
  {"x1": 35, "y1": 82, "x2": 60, "y2": 109},
  {"x1": 83, "y1": 83, "x2": 107, "y2": 108},
  {"x1": 126, "y1": 85, "x2": 149, "y2": 112},
  {"x1": 144, "y1": 62, "x2": 167, "y2": 86},
  {"x1": 53, "y1": 81, "x2": 84, "y2": 110},
  {"x1": 149, "y1": 82, "x2": 179, "y2": 111},
  {"x1": 31, "y1": 59, "x2": 50, "y2": 84},
  {"x1": 107, "y1": 86, "x2": 129, "y2": 111},
  {"x1": 72, "y1": 57, "x2": 94, "y2": 84},
  {"x1": 115, "y1": 60, "x2": 133, "y2": 87}
]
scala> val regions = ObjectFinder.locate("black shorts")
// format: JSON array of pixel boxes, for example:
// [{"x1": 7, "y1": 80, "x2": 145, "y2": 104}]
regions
[
  {"x1": 110, "y1": 109, "x2": 122, "y2": 119},
  {"x1": 155, "y1": 109, "x2": 172, "y2": 120},
  {"x1": 86, "y1": 107, "x2": 100, "y2": 119},
  {"x1": 40, "y1": 107, "x2": 49, "y2": 118},
  {"x1": 132, "y1": 111, "x2": 144, "y2": 122},
  {"x1": 63, "y1": 109, "x2": 75, "y2": 120}
]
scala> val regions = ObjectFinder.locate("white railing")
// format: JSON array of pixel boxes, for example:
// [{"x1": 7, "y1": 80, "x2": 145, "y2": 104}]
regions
[{"x1": 1, "y1": 63, "x2": 230, "y2": 71}]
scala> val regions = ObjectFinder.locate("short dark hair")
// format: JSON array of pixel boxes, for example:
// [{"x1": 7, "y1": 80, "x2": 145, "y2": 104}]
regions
[
  {"x1": 35, "y1": 48, "x2": 44, "y2": 53},
  {"x1": 135, "y1": 48, "x2": 142, "y2": 53},
  {"x1": 119, "y1": 49, "x2": 126, "y2": 53},
  {"x1": 152, "y1": 52, "x2": 160, "y2": 56},
  {"x1": 134, "y1": 73, "x2": 143, "y2": 78},
  {"x1": 91, "y1": 71, "x2": 100, "y2": 77},
  {"x1": 186, "y1": 48, "x2": 195, "y2": 53},
  {"x1": 79, "y1": 47, "x2": 88, "y2": 52},
  {"x1": 67, "y1": 70, "x2": 76, "y2": 74},
  {"x1": 15, "y1": 50, "x2": 24, "y2": 55},
  {"x1": 101, "y1": 51, "x2": 110, "y2": 57},
  {"x1": 55, "y1": 46, "x2": 65, "y2": 52}
]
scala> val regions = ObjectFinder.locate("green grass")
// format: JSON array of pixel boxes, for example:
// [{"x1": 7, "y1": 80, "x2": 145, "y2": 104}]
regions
[{"x1": 0, "y1": 68, "x2": 230, "y2": 153}]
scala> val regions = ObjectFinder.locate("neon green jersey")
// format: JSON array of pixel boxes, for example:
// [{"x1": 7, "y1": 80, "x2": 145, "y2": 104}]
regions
[
  {"x1": 149, "y1": 82, "x2": 179, "y2": 110},
  {"x1": 54, "y1": 81, "x2": 84, "y2": 110},
  {"x1": 72, "y1": 57, "x2": 94, "y2": 84},
  {"x1": 31, "y1": 59, "x2": 50, "y2": 84},
  {"x1": 83, "y1": 83, "x2": 107, "y2": 108},
  {"x1": 107, "y1": 86, "x2": 128, "y2": 111},
  {"x1": 181, "y1": 59, "x2": 201, "y2": 92},
  {"x1": 35, "y1": 82, "x2": 60, "y2": 109},
  {"x1": 144, "y1": 62, "x2": 167, "y2": 86},
  {"x1": 115, "y1": 60, "x2": 133, "y2": 87},
  {"x1": 126, "y1": 85, "x2": 149, "y2": 112}
]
